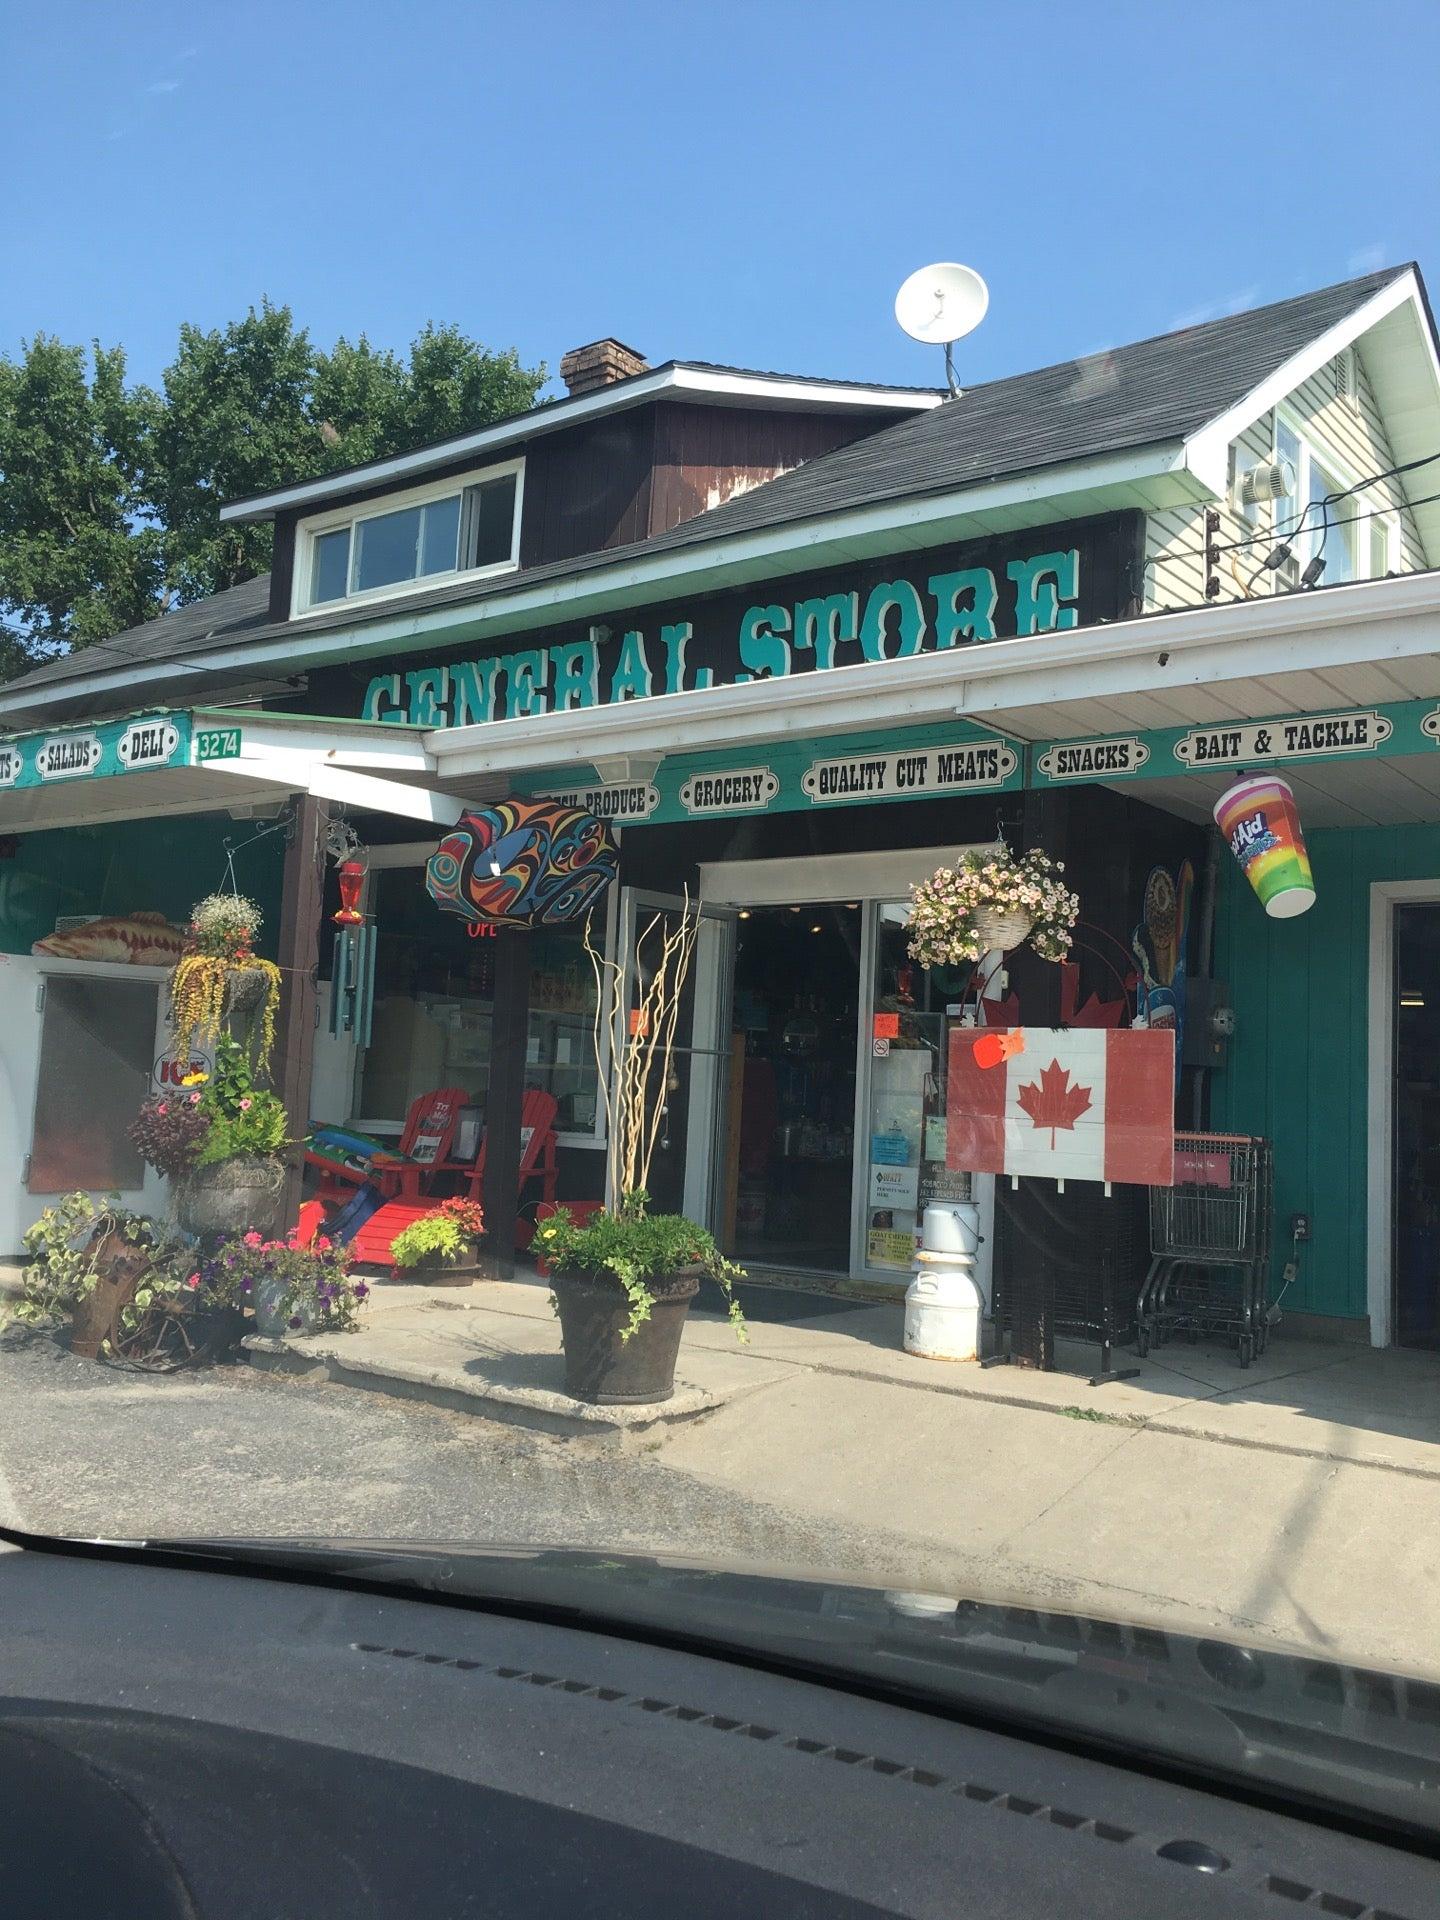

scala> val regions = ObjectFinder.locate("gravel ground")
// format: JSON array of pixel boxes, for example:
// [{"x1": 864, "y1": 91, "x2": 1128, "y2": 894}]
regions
[{"x1": 0, "y1": 1325, "x2": 941, "y2": 1585}]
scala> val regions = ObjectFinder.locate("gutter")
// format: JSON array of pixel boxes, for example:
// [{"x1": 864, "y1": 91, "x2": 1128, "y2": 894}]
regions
[{"x1": 423, "y1": 568, "x2": 1440, "y2": 776}]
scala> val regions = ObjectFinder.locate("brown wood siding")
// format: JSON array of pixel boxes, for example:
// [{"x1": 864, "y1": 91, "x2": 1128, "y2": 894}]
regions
[
  {"x1": 647, "y1": 402, "x2": 903, "y2": 537},
  {"x1": 269, "y1": 509, "x2": 299, "y2": 622},
  {"x1": 518, "y1": 409, "x2": 656, "y2": 566}
]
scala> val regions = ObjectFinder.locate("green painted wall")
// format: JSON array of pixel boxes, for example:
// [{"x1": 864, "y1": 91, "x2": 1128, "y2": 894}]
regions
[
  {"x1": 0, "y1": 813, "x2": 284, "y2": 958},
  {"x1": 1212, "y1": 822, "x2": 1440, "y2": 1323}
]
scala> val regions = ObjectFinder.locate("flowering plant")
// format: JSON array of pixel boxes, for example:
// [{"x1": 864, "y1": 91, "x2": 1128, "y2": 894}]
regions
[
  {"x1": 129, "y1": 1093, "x2": 212, "y2": 1178},
  {"x1": 389, "y1": 1194, "x2": 484, "y2": 1270},
  {"x1": 193, "y1": 1031, "x2": 288, "y2": 1166},
  {"x1": 907, "y1": 845, "x2": 1079, "y2": 967},
  {"x1": 170, "y1": 891, "x2": 282, "y2": 1060},
  {"x1": 204, "y1": 1228, "x2": 368, "y2": 1331}
]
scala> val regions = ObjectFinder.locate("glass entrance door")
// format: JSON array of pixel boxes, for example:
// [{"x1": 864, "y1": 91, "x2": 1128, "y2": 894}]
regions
[
  {"x1": 1392, "y1": 902, "x2": 1440, "y2": 1346},
  {"x1": 858, "y1": 902, "x2": 975, "y2": 1277}
]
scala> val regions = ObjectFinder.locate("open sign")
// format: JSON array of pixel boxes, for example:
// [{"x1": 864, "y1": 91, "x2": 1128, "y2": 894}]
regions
[{"x1": 152, "y1": 1048, "x2": 213, "y2": 1094}]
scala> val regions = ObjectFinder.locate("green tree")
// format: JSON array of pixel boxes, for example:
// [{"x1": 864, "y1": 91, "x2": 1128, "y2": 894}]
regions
[
  {"x1": 0, "y1": 336, "x2": 163, "y2": 659},
  {"x1": 0, "y1": 305, "x2": 546, "y2": 671}
]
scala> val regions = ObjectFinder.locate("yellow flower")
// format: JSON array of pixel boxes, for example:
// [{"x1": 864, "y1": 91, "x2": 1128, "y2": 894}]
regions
[{"x1": 180, "y1": 1070, "x2": 209, "y2": 1087}]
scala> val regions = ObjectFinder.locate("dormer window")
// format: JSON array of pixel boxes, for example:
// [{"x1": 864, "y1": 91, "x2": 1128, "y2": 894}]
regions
[{"x1": 294, "y1": 459, "x2": 522, "y2": 614}]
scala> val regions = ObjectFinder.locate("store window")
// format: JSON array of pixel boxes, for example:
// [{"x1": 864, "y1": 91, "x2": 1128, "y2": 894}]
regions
[
  {"x1": 864, "y1": 903, "x2": 973, "y2": 1273},
  {"x1": 296, "y1": 462, "x2": 522, "y2": 613},
  {"x1": 356, "y1": 864, "x2": 603, "y2": 1139}
]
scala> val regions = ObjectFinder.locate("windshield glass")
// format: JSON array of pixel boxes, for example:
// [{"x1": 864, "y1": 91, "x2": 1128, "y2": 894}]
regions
[{"x1": 3, "y1": 0, "x2": 1440, "y2": 1828}]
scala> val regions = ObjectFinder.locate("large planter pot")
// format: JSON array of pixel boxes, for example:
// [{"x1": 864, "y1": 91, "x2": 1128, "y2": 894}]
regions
[
  {"x1": 397, "y1": 1240, "x2": 484, "y2": 1287},
  {"x1": 252, "y1": 1276, "x2": 315, "y2": 1338},
  {"x1": 175, "y1": 1155, "x2": 285, "y2": 1240},
  {"x1": 971, "y1": 907, "x2": 1034, "y2": 953},
  {"x1": 551, "y1": 1266, "x2": 700, "y2": 1406}
]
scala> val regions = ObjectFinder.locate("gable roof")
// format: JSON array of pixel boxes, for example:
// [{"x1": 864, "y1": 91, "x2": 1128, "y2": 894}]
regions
[{"x1": 3, "y1": 264, "x2": 1431, "y2": 722}]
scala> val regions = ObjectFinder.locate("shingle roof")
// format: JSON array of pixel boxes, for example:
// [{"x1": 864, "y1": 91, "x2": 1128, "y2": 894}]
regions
[{"x1": 0, "y1": 265, "x2": 1412, "y2": 715}]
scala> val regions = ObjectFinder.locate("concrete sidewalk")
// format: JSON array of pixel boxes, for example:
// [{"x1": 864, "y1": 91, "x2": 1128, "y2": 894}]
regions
[{"x1": 246, "y1": 1271, "x2": 1440, "y2": 1674}]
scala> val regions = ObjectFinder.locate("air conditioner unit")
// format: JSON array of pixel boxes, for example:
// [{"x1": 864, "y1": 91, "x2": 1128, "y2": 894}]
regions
[{"x1": 1239, "y1": 456, "x2": 1297, "y2": 507}]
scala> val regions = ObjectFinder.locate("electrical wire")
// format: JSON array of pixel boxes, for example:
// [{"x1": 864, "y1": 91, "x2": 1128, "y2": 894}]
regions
[{"x1": 1153, "y1": 447, "x2": 1440, "y2": 565}]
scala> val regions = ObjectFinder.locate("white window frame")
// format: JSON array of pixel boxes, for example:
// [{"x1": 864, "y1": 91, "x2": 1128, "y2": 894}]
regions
[
  {"x1": 349, "y1": 839, "x2": 616, "y2": 1151},
  {"x1": 291, "y1": 456, "x2": 524, "y2": 618},
  {"x1": 1274, "y1": 407, "x2": 1396, "y2": 585}
]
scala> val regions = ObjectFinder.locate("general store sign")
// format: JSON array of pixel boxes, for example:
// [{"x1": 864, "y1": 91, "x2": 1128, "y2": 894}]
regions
[{"x1": 343, "y1": 512, "x2": 1141, "y2": 729}]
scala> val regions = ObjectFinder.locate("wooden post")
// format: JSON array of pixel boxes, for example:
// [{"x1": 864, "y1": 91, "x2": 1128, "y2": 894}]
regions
[
  {"x1": 480, "y1": 929, "x2": 532, "y2": 1279},
  {"x1": 274, "y1": 792, "x2": 329, "y2": 1230}
]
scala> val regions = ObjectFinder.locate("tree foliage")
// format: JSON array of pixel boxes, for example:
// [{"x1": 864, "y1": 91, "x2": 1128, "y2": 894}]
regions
[{"x1": 0, "y1": 303, "x2": 546, "y2": 673}]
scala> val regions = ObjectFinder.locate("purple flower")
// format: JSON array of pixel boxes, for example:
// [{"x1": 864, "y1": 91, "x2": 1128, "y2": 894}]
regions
[
  {"x1": 242, "y1": 1279, "x2": 252, "y2": 1292},
  {"x1": 288, "y1": 1315, "x2": 302, "y2": 1329}
]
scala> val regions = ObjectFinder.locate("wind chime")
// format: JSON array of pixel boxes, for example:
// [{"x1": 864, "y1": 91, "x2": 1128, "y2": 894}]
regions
[{"x1": 326, "y1": 818, "x2": 377, "y2": 1047}]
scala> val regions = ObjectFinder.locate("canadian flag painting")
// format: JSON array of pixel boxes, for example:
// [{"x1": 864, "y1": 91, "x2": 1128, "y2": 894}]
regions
[{"x1": 946, "y1": 1027, "x2": 1175, "y2": 1187}]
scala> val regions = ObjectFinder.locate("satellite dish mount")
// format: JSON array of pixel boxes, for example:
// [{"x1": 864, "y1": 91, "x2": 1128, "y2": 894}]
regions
[{"x1": 894, "y1": 262, "x2": 990, "y2": 398}]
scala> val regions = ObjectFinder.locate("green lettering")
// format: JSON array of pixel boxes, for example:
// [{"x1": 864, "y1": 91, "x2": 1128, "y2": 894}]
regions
[
  {"x1": 929, "y1": 567, "x2": 998, "y2": 646},
  {"x1": 793, "y1": 592, "x2": 858, "y2": 670},
  {"x1": 662, "y1": 621, "x2": 710, "y2": 693},
  {"x1": 550, "y1": 638, "x2": 598, "y2": 711},
  {"x1": 859, "y1": 580, "x2": 927, "y2": 662},
  {"x1": 451, "y1": 657, "x2": 497, "y2": 727},
  {"x1": 609, "y1": 629, "x2": 653, "y2": 702},
  {"x1": 1007, "y1": 549, "x2": 1080, "y2": 636},
  {"x1": 736, "y1": 604, "x2": 792, "y2": 682},
  {"x1": 503, "y1": 649, "x2": 548, "y2": 718},
  {"x1": 361, "y1": 672, "x2": 404, "y2": 723},
  {"x1": 404, "y1": 665, "x2": 449, "y2": 727}
]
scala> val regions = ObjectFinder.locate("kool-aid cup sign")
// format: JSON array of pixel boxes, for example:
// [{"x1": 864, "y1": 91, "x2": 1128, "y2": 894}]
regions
[{"x1": 1213, "y1": 773, "x2": 1315, "y2": 919}]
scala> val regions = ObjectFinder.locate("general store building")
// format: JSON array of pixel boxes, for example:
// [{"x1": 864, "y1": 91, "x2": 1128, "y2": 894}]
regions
[{"x1": 4, "y1": 267, "x2": 1440, "y2": 1350}]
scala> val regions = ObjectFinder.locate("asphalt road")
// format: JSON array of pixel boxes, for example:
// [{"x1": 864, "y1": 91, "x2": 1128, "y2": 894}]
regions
[{"x1": 0, "y1": 1323, "x2": 934, "y2": 1582}]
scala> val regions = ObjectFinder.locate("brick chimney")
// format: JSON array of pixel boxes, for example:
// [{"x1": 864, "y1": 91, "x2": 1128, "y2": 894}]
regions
[{"x1": 559, "y1": 337, "x2": 649, "y2": 397}]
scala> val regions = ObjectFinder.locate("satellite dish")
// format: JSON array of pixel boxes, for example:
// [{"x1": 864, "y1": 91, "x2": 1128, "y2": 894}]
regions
[{"x1": 894, "y1": 263, "x2": 989, "y2": 396}]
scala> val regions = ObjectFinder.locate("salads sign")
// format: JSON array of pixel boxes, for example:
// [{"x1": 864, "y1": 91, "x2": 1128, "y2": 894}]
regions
[{"x1": 350, "y1": 513, "x2": 1143, "y2": 728}]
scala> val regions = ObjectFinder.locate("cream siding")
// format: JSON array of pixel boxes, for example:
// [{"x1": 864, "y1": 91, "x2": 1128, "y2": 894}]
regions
[{"x1": 1142, "y1": 346, "x2": 1428, "y2": 614}]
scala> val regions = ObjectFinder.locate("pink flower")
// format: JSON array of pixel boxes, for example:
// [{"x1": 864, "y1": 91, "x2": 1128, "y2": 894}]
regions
[
  {"x1": 238, "y1": 1097, "x2": 253, "y2": 1111},
  {"x1": 315, "y1": 1236, "x2": 332, "y2": 1252},
  {"x1": 157, "y1": 1102, "x2": 168, "y2": 1115},
  {"x1": 243, "y1": 1231, "x2": 263, "y2": 1247},
  {"x1": 189, "y1": 1091, "x2": 201, "y2": 1105},
  {"x1": 186, "y1": 1273, "x2": 201, "y2": 1290}
]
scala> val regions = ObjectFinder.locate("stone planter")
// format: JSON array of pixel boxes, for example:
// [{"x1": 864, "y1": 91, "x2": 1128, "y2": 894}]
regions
[
  {"x1": 550, "y1": 1266, "x2": 700, "y2": 1405},
  {"x1": 971, "y1": 907, "x2": 1034, "y2": 953},
  {"x1": 174, "y1": 1154, "x2": 285, "y2": 1240}
]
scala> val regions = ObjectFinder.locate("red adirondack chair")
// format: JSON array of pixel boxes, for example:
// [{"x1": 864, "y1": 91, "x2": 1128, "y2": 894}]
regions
[
  {"x1": 305, "y1": 1086, "x2": 470, "y2": 1207},
  {"x1": 331, "y1": 1087, "x2": 561, "y2": 1267}
]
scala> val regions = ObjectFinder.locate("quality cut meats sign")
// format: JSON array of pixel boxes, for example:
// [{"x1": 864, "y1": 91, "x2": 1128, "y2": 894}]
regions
[{"x1": 946, "y1": 1027, "x2": 1174, "y2": 1187}]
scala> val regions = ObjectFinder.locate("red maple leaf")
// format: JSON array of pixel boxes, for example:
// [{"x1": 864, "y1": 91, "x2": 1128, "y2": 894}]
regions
[{"x1": 1016, "y1": 1059, "x2": 1093, "y2": 1146}]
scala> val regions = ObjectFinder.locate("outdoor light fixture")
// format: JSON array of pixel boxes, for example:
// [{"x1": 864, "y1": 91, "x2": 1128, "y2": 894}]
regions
[
  {"x1": 1301, "y1": 555, "x2": 1326, "y2": 587},
  {"x1": 1401, "y1": 990, "x2": 1426, "y2": 1008}
]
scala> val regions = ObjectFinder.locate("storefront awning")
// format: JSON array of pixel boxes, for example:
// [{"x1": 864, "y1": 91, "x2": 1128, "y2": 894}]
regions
[{"x1": 0, "y1": 707, "x2": 477, "y2": 835}]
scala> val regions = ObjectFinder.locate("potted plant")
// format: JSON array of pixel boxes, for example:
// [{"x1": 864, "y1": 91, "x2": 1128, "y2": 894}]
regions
[
  {"x1": 9, "y1": 1193, "x2": 159, "y2": 1359},
  {"x1": 129, "y1": 1087, "x2": 213, "y2": 1182},
  {"x1": 206, "y1": 1228, "x2": 369, "y2": 1338},
  {"x1": 537, "y1": 899, "x2": 747, "y2": 1406},
  {"x1": 389, "y1": 1197, "x2": 485, "y2": 1284},
  {"x1": 171, "y1": 1031, "x2": 289, "y2": 1239},
  {"x1": 536, "y1": 1192, "x2": 745, "y2": 1404},
  {"x1": 907, "y1": 844, "x2": 1079, "y2": 966},
  {"x1": 169, "y1": 892, "x2": 282, "y2": 1059}
]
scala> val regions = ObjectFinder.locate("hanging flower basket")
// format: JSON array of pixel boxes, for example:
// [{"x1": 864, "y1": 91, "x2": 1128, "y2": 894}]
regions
[
  {"x1": 169, "y1": 892, "x2": 281, "y2": 1062},
  {"x1": 907, "y1": 846, "x2": 1079, "y2": 968},
  {"x1": 970, "y1": 906, "x2": 1035, "y2": 953}
]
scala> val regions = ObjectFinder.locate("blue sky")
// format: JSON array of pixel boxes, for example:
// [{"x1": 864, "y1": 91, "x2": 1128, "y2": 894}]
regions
[{"x1": 4, "y1": 0, "x2": 1438, "y2": 400}]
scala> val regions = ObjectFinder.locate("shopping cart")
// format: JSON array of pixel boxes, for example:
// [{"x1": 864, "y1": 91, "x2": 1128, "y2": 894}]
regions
[{"x1": 1135, "y1": 1133, "x2": 1274, "y2": 1367}]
